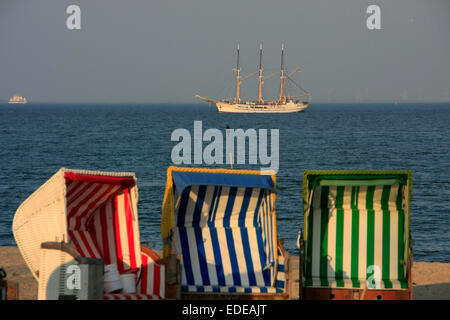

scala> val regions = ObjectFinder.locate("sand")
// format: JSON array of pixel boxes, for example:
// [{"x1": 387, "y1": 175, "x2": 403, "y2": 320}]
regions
[{"x1": 1, "y1": 246, "x2": 449, "y2": 300}]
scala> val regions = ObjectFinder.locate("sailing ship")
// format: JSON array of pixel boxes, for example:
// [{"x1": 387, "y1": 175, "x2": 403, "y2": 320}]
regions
[
  {"x1": 8, "y1": 95, "x2": 27, "y2": 104},
  {"x1": 196, "y1": 44, "x2": 310, "y2": 113}
]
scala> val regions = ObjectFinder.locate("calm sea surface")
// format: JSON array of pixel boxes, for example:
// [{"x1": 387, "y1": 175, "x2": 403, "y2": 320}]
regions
[{"x1": 0, "y1": 103, "x2": 449, "y2": 262}]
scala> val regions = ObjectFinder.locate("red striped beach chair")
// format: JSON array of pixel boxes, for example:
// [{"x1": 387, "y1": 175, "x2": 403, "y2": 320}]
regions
[
  {"x1": 13, "y1": 168, "x2": 165, "y2": 300},
  {"x1": 299, "y1": 170, "x2": 413, "y2": 300},
  {"x1": 161, "y1": 167, "x2": 290, "y2": 299}
]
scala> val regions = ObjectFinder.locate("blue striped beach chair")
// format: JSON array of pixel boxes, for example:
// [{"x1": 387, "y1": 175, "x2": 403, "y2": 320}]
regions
[
  {"x1": 161, "y1": 167, "x2": 289, "y2": 299},
  {"x1": 299, "y1": 170, "x2": 413, "y2": 300}
]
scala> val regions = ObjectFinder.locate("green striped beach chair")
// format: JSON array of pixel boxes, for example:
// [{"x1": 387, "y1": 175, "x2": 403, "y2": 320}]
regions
[{"x1": 299, "y1": 170, "x2": 413, "y2": 300}]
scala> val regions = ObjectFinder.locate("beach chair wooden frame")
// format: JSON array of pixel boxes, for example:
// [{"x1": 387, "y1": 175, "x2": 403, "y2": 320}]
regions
[
  {"x1": 12, "y1": 168, "x2": 165, "y2": 300},
  {"x1": 299, "y1": 170, "x2": 413, "y2": 300},
  {"x1": 161, "y1": 166, "x2": 290, "y2": 300}
]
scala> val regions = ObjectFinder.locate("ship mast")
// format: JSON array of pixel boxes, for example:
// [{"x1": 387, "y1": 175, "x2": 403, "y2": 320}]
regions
[
  {"x1": 235, "y1": 44, "x2": 241, "y2": 104},
  {"x1": 258, "y1": 43, "x2": 263, "y2": 104},
  {"x1": 279, "y1": 43, "x2": 286, "y2": 103}
]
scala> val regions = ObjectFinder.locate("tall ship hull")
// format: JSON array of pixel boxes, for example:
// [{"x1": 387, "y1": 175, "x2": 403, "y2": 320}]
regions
[
  {"x1": 196, "y1": 43, "x2": 310, "y2": 114},
  {"x1": 216, "y1": 101, "x2": 309, "y2": 113}
]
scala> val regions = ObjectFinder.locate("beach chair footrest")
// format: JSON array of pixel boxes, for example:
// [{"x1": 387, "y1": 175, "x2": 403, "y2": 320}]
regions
[
  {"x1": 303, "y1": 287, "x2": 412, "y2": 300},
  {"x1": 104, "y1": 293, "x2": 162, "y2": 300},
  {"x1": 303, "y1": 277, "x2": 408, "y2": 290},
  {"x1": 182, "y1": 285, "x2": 284, "y2": 294}
]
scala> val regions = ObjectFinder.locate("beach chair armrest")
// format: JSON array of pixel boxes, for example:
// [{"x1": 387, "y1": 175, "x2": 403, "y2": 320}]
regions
[
  {"x1": 41, "y1": 241, "x2": 83, "y2": 262},
  {"x1": 141, "y1": 245, "x2": 164, "y2": 264},
  {"x1": 140, "y1": 245, "x2": 181, "y2": 299}
]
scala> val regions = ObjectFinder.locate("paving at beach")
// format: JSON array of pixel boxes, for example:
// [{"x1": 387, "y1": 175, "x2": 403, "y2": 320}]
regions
[{"x1": 1, "y1": 246, "x2": 449, "y2": 300}]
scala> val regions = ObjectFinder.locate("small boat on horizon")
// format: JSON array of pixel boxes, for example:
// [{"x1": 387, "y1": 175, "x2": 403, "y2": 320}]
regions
[
  {"x1": 8, "y1": 95, "x2": 27, "y2": 104},
  {"x1": 196, "y1": 44, "x2": 310, "y2": 113}
]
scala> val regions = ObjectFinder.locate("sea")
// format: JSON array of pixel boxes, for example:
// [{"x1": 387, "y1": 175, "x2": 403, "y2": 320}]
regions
[{"x1": 0, "y1": 102, "x2": 449, "y2": 262}]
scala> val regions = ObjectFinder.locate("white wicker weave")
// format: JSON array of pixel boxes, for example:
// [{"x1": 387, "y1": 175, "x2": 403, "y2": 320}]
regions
[
  {"x1": 12, "y1": 168, "x2": 139, "y2": 281},
  {"x1": 37, "y1": 246, "x2": 79, "y2": 300}
]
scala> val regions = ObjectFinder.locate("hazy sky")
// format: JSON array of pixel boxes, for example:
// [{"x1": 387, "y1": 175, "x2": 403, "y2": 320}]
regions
[{"x1": 0, "y1": 0, "x2": 449, "y2": 103}]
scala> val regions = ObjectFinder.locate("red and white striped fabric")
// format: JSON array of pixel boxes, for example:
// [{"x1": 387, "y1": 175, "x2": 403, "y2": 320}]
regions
[
  {"x1": 137, "y1": 249, "x2": 165, "y2": 298},
  {"x1": 63, "y1": 172, "x2": 165, "y2": 300},
  {"x1": 104, "y1": 293, "x2": 160, "y2": 300},
  {"x1": 65, "y1": 173, "x2": 141, "y2": 273},
  {"x1": 90, "y1": 190, "x2": 141, "y2": 273},
  {"x1": 103, "y1": 250, "x2": 166, "y2": 300}
]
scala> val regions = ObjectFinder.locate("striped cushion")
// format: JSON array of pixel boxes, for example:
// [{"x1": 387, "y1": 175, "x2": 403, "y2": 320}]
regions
[
  {"x1": 104, "y1": 293, "x2": 160, "y2": 300},
  {"x1": 304, "y1": 184, "x2": 408, "y2": 289},
  {"x1": 182, "y1": 285, "x2": 284, "y2": 293},
  {"x1": 174, "y1": 184, "x2": 280, "y2": 292}
]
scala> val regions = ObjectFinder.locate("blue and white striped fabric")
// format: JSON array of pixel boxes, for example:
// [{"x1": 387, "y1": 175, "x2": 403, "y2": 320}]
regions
[
  {"x1": 171, "y1": 172, "x2": 282, "y2": 293},
  {"x1": 275, "y1": 246, "x2": 286, "y2": 290},
  {"x1": 181, "y1": 245, "x2": 286, "y2": 294}
]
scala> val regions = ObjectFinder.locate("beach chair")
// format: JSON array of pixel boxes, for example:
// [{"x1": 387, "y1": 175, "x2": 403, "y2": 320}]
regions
[
  {"x1": 12, "y1": 168, "x2": 165, "y2": 300},
  {"x1": 299, "y1": 170, "x2": 413, "y2": 300},
  {"x1": 161, "y1": 166, "x2": 289, "y2": 299}
]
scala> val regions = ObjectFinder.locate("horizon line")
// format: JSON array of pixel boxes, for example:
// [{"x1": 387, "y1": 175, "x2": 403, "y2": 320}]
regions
[{"x1": 1, "y1": 101, "x2": 450, "y2": 105}]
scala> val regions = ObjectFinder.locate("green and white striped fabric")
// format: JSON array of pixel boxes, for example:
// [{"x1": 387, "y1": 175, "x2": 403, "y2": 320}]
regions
[{"x1": 304, "y1": 184, "x2": 408, "y2": 289}]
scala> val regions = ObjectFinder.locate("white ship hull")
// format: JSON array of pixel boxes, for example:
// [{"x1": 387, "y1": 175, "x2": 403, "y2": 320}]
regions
[
  {"x1": 216, "y1": 101, "x2": 309, "y2": 113},
  {"x1": 8, "y1": 96, "x2": 27, "y2": 104}
]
